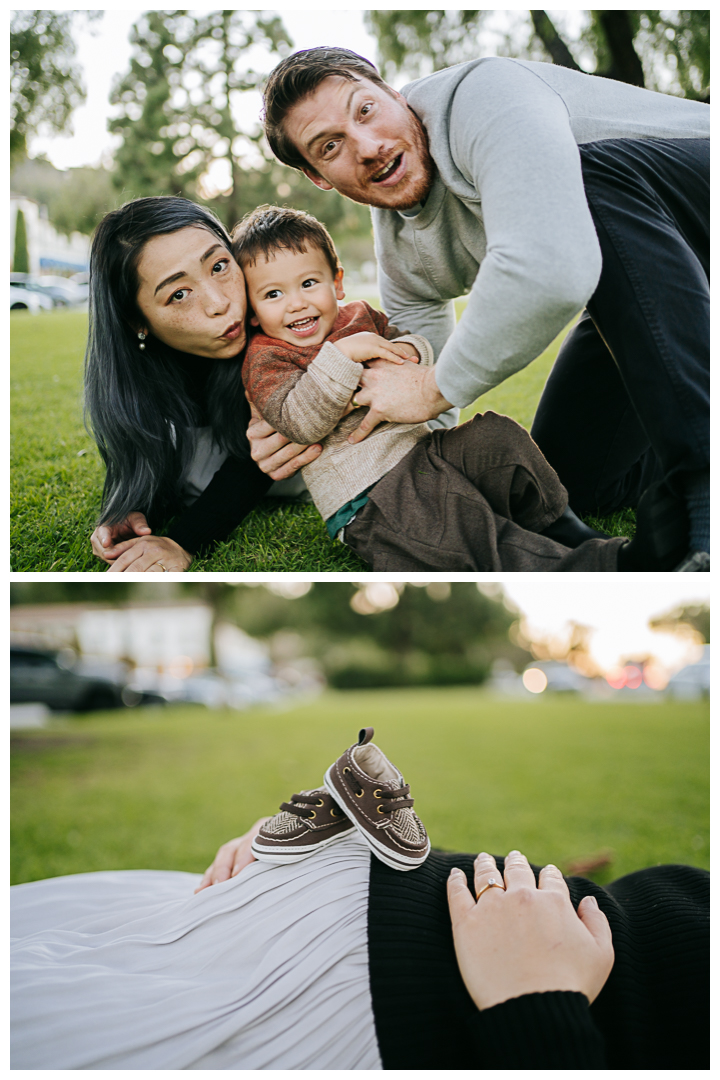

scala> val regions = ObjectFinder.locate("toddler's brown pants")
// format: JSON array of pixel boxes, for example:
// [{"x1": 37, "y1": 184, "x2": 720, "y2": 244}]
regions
[{"x1": 343, "y1": 412, "x2": 624, "y2": 572}]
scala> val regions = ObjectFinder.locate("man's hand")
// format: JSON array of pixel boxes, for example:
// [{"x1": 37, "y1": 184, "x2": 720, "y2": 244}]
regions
[
  {"x1": 194, "y1": 818, "x2": 272, "y2": 893},
  {"x1": 91, "y1": 511, "x2": 152, "y2": 563},
  {"x1": 336, "y1": 331, "x2": 417, "y2": 365},
  {"x1": 348, "y1": 360, "x2": 453, "y2": 444},
  {"x1": 105, "y1": 534, "x2": 192, "y2": 573},
  {"x1": 447, "y1": 851, "x2": 614, "y2": 1012},
  {"x1": 247, "y1": 401, "x2": 322, "y2": 481}
]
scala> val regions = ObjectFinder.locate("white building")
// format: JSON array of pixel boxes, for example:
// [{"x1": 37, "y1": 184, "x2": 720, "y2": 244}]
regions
[
  {"x1": 11, "y1": 602, "x2": 212, "y2": 670},
  {"x1": 10, "y1": 194, "x2": 89, "y2": 274}
]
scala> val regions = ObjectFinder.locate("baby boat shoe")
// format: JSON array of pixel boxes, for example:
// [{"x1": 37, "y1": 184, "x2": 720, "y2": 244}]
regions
[
  {"x1": 251, "y1": 787, "x2": 354, "y2": 862},
  {"x1": 324, "y1": 728, "x2": 430, "y2": 871}
]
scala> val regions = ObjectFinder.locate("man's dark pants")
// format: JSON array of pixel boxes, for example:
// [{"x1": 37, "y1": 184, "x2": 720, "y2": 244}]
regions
[{"x1": 531, "y1": 137, "x2": 709, "y2": 515}]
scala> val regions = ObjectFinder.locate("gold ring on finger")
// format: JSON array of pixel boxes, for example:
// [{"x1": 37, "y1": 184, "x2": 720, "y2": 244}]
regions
[
  {"x1": 157, "y1": 561, "x2": 168, "y2": 572},
  {"x1": 352, "y1": 397, "x2": 360, "y2": 407},
  {"x1": 476, "y1": 877, "x2": 506, "y2": 899}
]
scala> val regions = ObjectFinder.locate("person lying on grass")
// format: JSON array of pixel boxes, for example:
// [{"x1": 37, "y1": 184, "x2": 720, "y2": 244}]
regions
[
  {"x1": 233, "y1": 204, "x2": 687, "y2": 572},
  {"x1": 11, "y1": 726, "x2": 709, "y2": 1069}
]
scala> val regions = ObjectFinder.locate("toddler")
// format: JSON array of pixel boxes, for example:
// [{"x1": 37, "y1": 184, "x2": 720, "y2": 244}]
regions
[{"x1": 233, "y1": 206, "x2": 676, "y2": 572}]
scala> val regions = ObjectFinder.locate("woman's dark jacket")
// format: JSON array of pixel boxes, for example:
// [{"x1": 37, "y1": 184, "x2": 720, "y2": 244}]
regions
[
  {"x1": 158, "y1": 353, "x2": 272, "y2": 555},
  {"x1": 367, "y1": 851, "x2": 709, "y2": 1069}
]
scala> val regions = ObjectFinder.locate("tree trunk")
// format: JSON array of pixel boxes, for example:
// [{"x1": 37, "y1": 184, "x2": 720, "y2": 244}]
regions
[
  {"x1": 597, "y1": 10, "x2": 645, "y2": 86},
  {"x1": 530, "y1": 11, "x2": 583, "y2": 71}
]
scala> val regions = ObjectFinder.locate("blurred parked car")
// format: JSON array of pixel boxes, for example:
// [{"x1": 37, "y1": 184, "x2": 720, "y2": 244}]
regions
[
  {"x1": 10, "y1": 273, "x2": 80, "y2": 308},
  {"x1": 522, "y1": 660, "x2": 590, "y2": 693},
  {"x1": 10, "y1": 274, "x2": 65, "y2": 308},
  {"x1": 38, "y1": 275, "x2": 86, "y2": 305},
  {"x1": 666, "y1": 645, "x2": 710, "y2": 700},
  {"x1": 10, "y1": 647, "x2": 165, "y2": 712},
  {"x1": 10, "y1": 286, "x2": 45, "y2": 313},
  {"x1": 69, "y1": 271, "x2": 90, "y2": 303},
  {"x1": 129, "y1": 666, "x2": 287, "y2": 710}
]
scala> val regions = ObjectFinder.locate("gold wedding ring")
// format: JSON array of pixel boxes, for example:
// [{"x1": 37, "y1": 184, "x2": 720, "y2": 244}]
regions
[
  {"x1": 352, "y1": 397, "x2": 360, "y2": 408},
  {"x1": 157, "y1": 561, "x2": 169, "y2": 572},
  {"x1": 476, "y1": 877, "x2": 506, "y2": 899}
]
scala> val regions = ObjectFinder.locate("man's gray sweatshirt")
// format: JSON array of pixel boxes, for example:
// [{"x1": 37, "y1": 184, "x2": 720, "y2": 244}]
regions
[{"x1": 372, "y1": 57, "x2": 709, "y2": 409}]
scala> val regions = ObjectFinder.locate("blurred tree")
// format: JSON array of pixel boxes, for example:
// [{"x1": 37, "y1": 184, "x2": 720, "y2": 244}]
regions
[
  {"x1": 581, "y1": 11, "x2": 646, "y2": 85},
  {"x1": 13, "y1": 208, "x2": 30, "y2": 273},
  {"x1": 11, "y1": 155, "x2": 120, "y2": 238},
  {"x1": 528, "y1": 12, "x2": 582, "y2": 71},
  {"x1": 10, "y1": 10, "x2": 101, "y2": 164},
  {"x1": 649, "y1": 603, "x2": 710, "y2": 643},
  {"x1": 109, "y1": 9, "x2": 373, "y2": 249},
  {"x1": 10, "y1": 583, "x2": 136, "y2": 606},
  {"x1": 627, "y1": 11, "x2": 709, "y2": 99},
  {"x1": 226, "y1": 582, "x2": 527, "y2": 687},
  {"x1": 366, "y1": 10, "x2": 709, "y2": 99},
  {"x1": 51, "y1": 166, "x2": 119, "y2": 237},
  {"x1": 364, "y1": 10, "x2": 489, "y2": 81}
]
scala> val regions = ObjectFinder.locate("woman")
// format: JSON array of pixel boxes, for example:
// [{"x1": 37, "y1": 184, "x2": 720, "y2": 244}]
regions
[
  {"x1": 85, "y1": 196, "x2": 320, "y2": 572},
  {"x1": 12, "y1": 822, "x2": 708, "y2": 1069}
]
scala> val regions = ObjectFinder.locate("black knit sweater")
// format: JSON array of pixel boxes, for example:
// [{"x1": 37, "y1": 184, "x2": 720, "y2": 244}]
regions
[
  {"x1": 152, "y1": 353, "x2": 272, "y2": 555},
  {"x1": 367, "y1": 852, "x2": 709, "y2": 1070}
]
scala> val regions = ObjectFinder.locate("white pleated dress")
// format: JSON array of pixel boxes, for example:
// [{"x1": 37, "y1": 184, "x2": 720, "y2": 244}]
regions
[{"x1": 11, "y1": 834, "x2": 382, "y2": 1070}]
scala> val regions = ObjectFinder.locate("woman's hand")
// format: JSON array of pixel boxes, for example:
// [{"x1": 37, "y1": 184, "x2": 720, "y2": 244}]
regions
[
  {"x1": 91, "y1": 511, "x2": 152, "y2": 563},
  {"x1": 447, "y1": 850, "x2": 614, "y2": 1012},
  {"x1": 104, "y1": 534, "x2": 192, "y2": 573},
  {"x1": 247, "y1": 401, "x2": 322, "y2": 481},
  {"x1": 194, "y1": 818, "x2": 272, "y2": 894}
]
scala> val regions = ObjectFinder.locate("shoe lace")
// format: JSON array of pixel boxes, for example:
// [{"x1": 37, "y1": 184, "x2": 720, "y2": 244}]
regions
[
  {"x1": 344, "y1": 767, "x2": 415, "y2": 814},
  {"x1": 279, "y1": 792, "x2": 328, "y2": 820}
]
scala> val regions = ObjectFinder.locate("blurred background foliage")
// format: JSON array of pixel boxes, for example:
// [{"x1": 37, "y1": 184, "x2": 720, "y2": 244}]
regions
[
  {"x1": 365, "y1": 10, "x2": 709, "y2": 96},
  {"x1": 10, "y1": 9, "x2": 710, "y2": 268},
  {"x1": 10, "y1": 581, "x2": 528, "y2": 689}
]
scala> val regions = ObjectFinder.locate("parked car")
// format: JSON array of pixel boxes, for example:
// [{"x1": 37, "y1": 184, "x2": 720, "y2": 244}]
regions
[
  {"x1": 69, "y1": 271, "x2": 90, "y2": 302},
  {"x1": 10, "y1": 274, "x2": 65, "y2": 308},
  {"x1": 666, "y1": 645, "x2": 710, "y2": 700},
  {"x1": 10, "y1": 647, "x2": 165, "y2": 712},
  {"x1": 38, "y1": 275, "x2": 86, "y2": 305},
  {"x1": 10, "y1": 286, "x2": 45, "y2": 313}
]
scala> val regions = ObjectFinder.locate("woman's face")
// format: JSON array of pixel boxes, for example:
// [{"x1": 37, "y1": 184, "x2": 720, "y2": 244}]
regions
[{"x1": 135, "y1": 226, "x2": 248, "y2": 359}]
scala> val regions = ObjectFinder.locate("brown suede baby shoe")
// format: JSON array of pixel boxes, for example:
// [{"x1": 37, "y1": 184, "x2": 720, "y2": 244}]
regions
[
  {"x1": 251, "y1": 788, "x2": 354, "y2": 863},
  {"x1": 324, "y1": 728, "x2": 430, "y2": 871}
]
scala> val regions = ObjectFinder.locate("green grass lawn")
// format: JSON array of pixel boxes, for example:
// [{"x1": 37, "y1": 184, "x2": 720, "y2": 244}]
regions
[
  {"x1": 11, "y1": 306, "x2": 635, "y2": 571},
  {"x1": 11, "y1": 690, "x2": 708, "y2": 887}
]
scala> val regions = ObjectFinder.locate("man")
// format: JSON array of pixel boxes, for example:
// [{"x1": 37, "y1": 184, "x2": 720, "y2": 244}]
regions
[{"x1": 250, "y1": 47, "x2": 709, "y2": 568}]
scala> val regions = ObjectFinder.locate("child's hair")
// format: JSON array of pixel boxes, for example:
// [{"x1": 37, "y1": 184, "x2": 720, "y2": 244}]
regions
[{"x1": 231, "y1": 204, "x2": 339, "y2": 277}]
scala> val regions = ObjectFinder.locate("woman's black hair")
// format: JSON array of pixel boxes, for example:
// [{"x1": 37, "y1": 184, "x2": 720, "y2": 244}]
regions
[{"x1": 84, "y1": 196, "x2": 248, "y2": 526}]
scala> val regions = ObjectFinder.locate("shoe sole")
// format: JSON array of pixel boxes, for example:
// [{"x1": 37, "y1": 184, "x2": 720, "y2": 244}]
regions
[
  {"x1": 324, "y1": 766, "x2": 430, "y2": 872},
  {"x1": 251, "y1": 828, "x2": 354, "y2": 863}
]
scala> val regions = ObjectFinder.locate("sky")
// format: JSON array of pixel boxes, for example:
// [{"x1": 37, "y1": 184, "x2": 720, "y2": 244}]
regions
[{"x1": 497, "y1": 576, "x2": 709, "y2": 673}]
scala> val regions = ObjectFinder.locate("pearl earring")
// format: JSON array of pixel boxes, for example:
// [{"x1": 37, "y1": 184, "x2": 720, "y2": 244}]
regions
[{"x1": 138, "y1": 331, "x2": 147, "y2": 351}]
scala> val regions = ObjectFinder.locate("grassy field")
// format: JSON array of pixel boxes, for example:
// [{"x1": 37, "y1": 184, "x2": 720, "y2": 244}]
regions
[
  {"x1": 11, "y1": 306, "x2": 635, "y2": 571},
  {"x1": 11, "y1": 690, "x2": 708, "y2": 887}
]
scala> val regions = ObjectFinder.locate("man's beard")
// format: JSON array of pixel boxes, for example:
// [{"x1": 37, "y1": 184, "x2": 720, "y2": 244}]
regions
[
  {"x1": 388, "y1": 109, "x2": 435, "y2": 211},
  {"x1": 347, "y1": 108, "x2": 435, "y2": 211}
]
